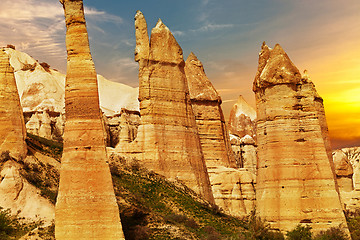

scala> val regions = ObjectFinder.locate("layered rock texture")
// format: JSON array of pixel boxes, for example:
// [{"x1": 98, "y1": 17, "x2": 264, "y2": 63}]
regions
[
  {"x1": 228, "y1": 95, "x2": 256, "y2": 138},
  {"x1": 184, "y1": 52, "x2": 256, "y2": 216},
  {"x1": 185, "y1": 52, "x2": 236, "y2": 170},
  {"x1": 117, "y1": 11, "x2": 214, "y2": 204},
  {"x1": 253, "y1": 43, "x2": 349, "y2": 234},
  {"x1": 0, "y1": 49, "x2": 27, "y2": 160},
  {"x1": 55, "y1": 0, "x2": 124, "y2": 239}
]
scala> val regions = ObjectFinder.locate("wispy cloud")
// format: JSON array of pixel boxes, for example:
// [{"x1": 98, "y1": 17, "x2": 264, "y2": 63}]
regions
[
  {"x1": 0, "y1": 0, "x2": 124, "y2": 72},
  {"x1": 191, "y1": 23, "x2": 234, "y2": 33}
]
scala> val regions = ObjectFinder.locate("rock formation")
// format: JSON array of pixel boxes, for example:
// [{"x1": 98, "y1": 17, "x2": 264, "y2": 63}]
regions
[
  {"x1": 117, "y1": 11, "x2": 214, "y2": 204},
  {"x1": 253, "y1": 43, "x2": 349, "y2": 234},
  {"x1": 0, "y1": 161, "x2": 55, "y2": 225},
  {"x1": 185, "y1": 52, "x2": 257, "y2": 215},
  {"x1": 228, "y1": 95, "x2": 256, "y2": 138},
  {"x1": 55, "y1": 0, "x2": 125, "y2": 239},
  {"x1": 0, "y1": 49, "x2": 27, "y2": 160},
  {"x1": 185, "y1": 52, "x2": 236, "y2": 169}
]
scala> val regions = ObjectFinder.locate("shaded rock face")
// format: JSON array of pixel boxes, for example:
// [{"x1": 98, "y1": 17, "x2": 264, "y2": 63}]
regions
[
  {"x1": 117, "y1": 12, "x2": 214, "y2": 204},
  {"x1": 0, "y1": 49, "x2": 27, "y2": 160},
  {"x1": 185, "y1": 52, "x2": 253, "y2": 215},
  {"x1": 253, "y1": 43, "x2": 349, "y2": 234},
  {"x1": 55, "y1": 0, "x2": 125, "y2": 239},
  {"x1": 228, "y1": 95, "x2": 256, "y2": 139}
]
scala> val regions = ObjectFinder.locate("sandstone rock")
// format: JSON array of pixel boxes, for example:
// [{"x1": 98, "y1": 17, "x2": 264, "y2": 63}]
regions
[
  {"x1": 185, "y1": 52, "x2": 247, "y2": 214},
  {"x1": 228, "y1": 95, "x2": 256, "y2": 138},
  {"x1": 0, "y1": 49, "x2": 27, "y2": 160},
  {"x1": 117, "y1": 12, "x2": 214, "y2": 204},
  {"x1": 185, "y1": 52, "x2": 236, "y2": 169},
  {"x1": 55, "y1": 0, "x2": 125, "y2": 239},
  {"x1": 0, "y1": 161, "x2": 54, "y2": 225},
  {"x1": 333, "y1": 150, "x2": 353, "y2": 177},
  {"x1": 209, "y1": 167, "x2": 256, "y2": 217},
  {"x1": 253, "y1": 43, "x2": 349, "y2": 234}
]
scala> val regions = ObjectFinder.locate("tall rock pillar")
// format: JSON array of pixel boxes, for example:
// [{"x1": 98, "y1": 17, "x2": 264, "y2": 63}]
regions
[
  {"x1": 126, "y1": 12, "x2": 214, "y2": 203},
  {"x1": 0, "y1": 49, "x2": 27, "y2": 160},
  {"x1": 253, "y1": 43, "x2": 349, "y2": 234},
  {"x1": 55, "y1": 1, "x2": 125, "y2": 239}
]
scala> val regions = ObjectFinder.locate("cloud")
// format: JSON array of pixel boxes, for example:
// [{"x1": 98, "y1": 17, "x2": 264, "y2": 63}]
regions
[
  {"x1": 0, "y1": 0, "x2": 124, "y2": 72},
  {"x1": 191, "y1": 23, "x2": 234, "y2": 33}
]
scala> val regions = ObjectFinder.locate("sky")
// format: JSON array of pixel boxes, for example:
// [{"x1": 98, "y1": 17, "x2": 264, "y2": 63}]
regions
[{"x1": 0, "y1": 0, "x2": 359, "y2": 149}]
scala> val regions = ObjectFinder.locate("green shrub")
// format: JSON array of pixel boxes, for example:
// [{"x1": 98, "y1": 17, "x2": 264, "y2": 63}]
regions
[
  {"x1": 313, "y1": 226, "x2": 348, "y2": 240},
  {"x1": 240, "y1": 210, "x2": 285, "y2": 240},
  {"x1": 0, "y1": 151, "x2": 11, "y2": 163},
  {"x1": 0, "y1": 208, "x2": 17, "y2": 239},
  {"x1": 286, "y1": 225, "x2": 312, "y2": 240}
]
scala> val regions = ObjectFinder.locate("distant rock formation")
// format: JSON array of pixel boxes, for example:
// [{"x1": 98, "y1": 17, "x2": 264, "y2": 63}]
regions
[
  {"x1": 228, "y1": 95, "x2": 256, "y2": 138},
  {"x1": 117, "y1": 11, "x2": 214, "y2": 204},
  {"x1": 253, "y1": 43, "x2": 349, "y2": 234},
  {"x1": 0, "y1": 49, "x2": 27, "y2": 160},
  {"x1": 332, "y1": 147, "x2": 360, "y2": 212},
  {"x1": 55, "y1": 0, "x2": 125, "y2": 239}
]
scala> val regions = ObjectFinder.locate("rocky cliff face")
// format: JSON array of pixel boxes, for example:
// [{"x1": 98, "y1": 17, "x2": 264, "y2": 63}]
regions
[
  {"x1": 0, "y1": 49, "x2": 27, "y2": 160},
  {"x1": 117, "y1": 11, "x2": 214, "y2": 204},
  {"x1": 55, "y1": 0, "x2": 124, "y2": 239},
  {"x1": 253, "y1": 43, "x2": 349, "y2": 234},
  {"x1": 228, "y1": 95, "x2": 256, "y2": 139}
]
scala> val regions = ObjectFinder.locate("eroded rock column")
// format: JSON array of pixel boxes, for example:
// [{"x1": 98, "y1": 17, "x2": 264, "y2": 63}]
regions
[
  {"x1": 0, "y1": 49, "x2": 27, "y2": 160},
  {"x1": 253, "y1": 43, "x2": 349, "y2": 234},
  {"x1": 55, "y1": 1, "x2": 125, "y2": 239},
  {"x1": 119, "y1": 12, "x2": 214, "y2": 203}
]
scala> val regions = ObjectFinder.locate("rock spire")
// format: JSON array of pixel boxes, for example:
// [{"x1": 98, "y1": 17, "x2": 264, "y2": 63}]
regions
[
  {"x1": 55, "y1": 0, "x2": 125, "y2": 239},
  {"x1": 0, "y1": 49, "x2": 27, "y2": 160},
  {"x1": 253, "y1": 43, "x2": 349, "y2": 234},
  {"x1": 118, "y1": 11, "x2": 214, "y2": 203},
  {"x1": 185, "y1": 52, "x2": 250, "y2": 215}
]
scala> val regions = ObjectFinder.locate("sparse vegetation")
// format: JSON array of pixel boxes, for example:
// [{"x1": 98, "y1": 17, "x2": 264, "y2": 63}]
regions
[
  {"x1": 26, "y1": 132, "x2": 63, "y2": 160},
  {"x1": 0, "y1": 207, "x2": 40, "y2": 239},
  {"x1": 286, "y1": 225, "x2": 312, "y2": 240},
  {"x1": 21, "y1": 62, "x2": 37, "y2": 71},
  {"x1": 40, "y1": 62, "x2": 51, "y2": 72},
  {"x1": 6, "y1": 44, "x2": 15, "y2": 50},
  {"x1": 313, "y1": 227, "x2": 348, "y2": 240}
]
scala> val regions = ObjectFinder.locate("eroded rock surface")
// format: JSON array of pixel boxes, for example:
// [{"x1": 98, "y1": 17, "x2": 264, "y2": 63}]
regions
[
  {"x1": 0, "y1": 161, "x2": 54, "y2": 225},
  {"x1": 185, "y1": 52, "x2": 254, "y2": 215},
  {"x1": 55, "y1": 0, "x2": 125, "y2": 239},
  {"x1": 117, "y1": 12, "x2": 214, "y2": 204},
  {"x1": 253, "y1": 43, "x2": 349, "y2": 234},
  {"x1": 0, "y1": 49, "x2": 27, "y2": 160}
]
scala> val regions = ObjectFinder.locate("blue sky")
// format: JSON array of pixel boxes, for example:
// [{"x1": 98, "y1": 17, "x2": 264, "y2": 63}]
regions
[{"x1": 0, "y1": 0, "x2": 359, "y2": 148}]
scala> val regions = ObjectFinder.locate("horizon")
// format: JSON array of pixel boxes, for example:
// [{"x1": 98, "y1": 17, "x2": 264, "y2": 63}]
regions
[{"x1": 0, "y1": 0, "x2": 359, "y2": 149}]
